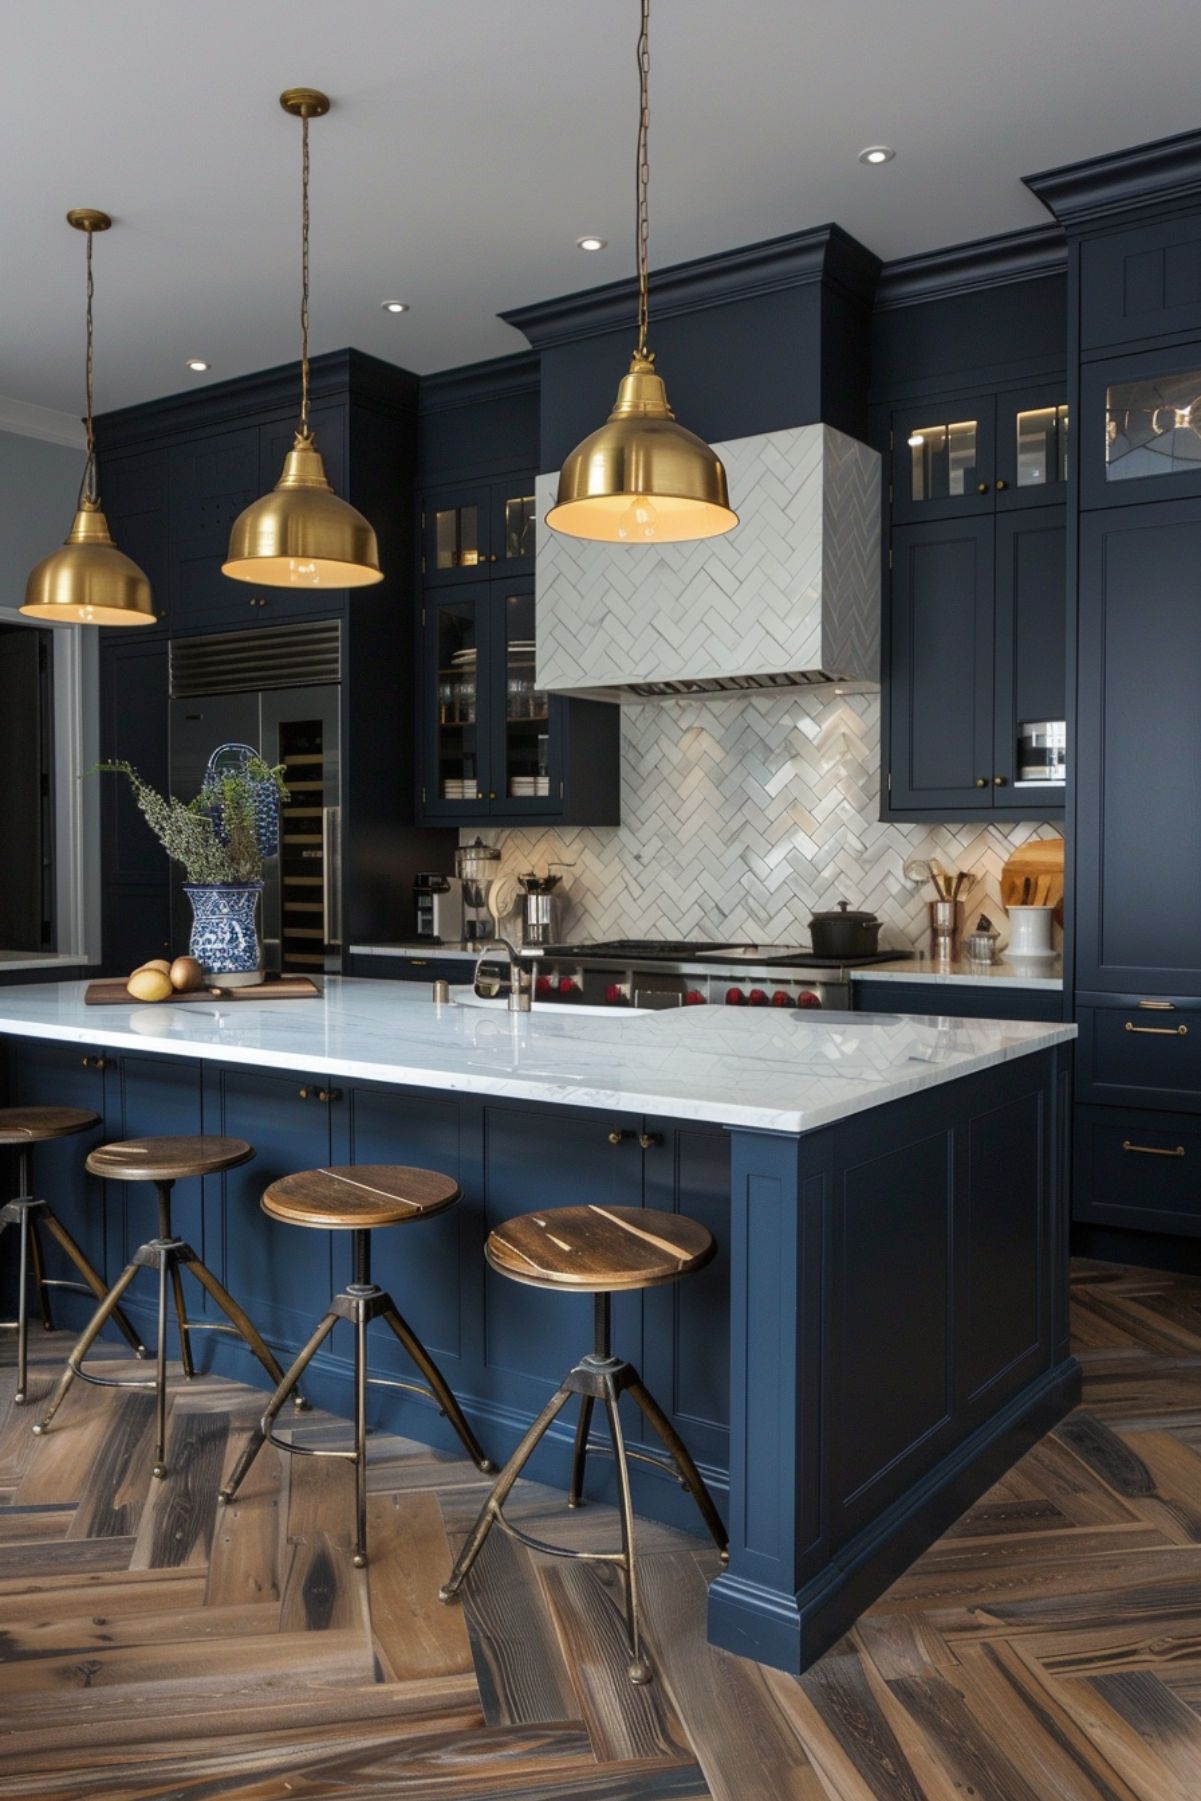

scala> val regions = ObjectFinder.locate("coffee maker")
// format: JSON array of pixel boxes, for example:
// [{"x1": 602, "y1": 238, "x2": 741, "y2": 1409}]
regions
[
  {"x1": 455, "y1": 838, "x2": 500, "y2": 945},
  {"x1": 414, "y1": 872, "x2": 464, "y2": 943},
  {"x1": 517, "y1": 872, "x2": 564, "y2": 947}
]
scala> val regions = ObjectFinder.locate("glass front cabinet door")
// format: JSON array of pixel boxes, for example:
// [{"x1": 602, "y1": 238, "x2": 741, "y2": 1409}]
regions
[
  {"x1": 997, "y1": 386, "x2": 1070, "y2": 508},
  {"x1": 422, "y1": 478, "x2": 538, "y2": 582},
  {"x1": 892, "y1": 401, "x2": 996, "y2": 523},
  {"x1": 1082, "y1": 346, "x2": 1201, "y2": 510},
  {"x1": 425, "y1": 588, "x2": 491, "y2": 815}
]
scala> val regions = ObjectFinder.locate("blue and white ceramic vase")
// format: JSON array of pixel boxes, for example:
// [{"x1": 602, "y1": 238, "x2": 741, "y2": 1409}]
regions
[{"x1": 183, "y1": 883, "x2": 264, "y2": 988}]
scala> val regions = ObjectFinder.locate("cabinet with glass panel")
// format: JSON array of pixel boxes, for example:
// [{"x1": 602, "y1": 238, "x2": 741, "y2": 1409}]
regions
[
  {"x1": 1080, "y1": 344, "x2": 1201, "y2": 511},
  {"x1": 420, "y1": 577, "x2": 619, "y2": 827},
  {"x1": 892, "y1": 385, "x2": 1069, "y2": 523},
  {"x1": 420, "y1": 480, "x2": 537, "y2": 582}
]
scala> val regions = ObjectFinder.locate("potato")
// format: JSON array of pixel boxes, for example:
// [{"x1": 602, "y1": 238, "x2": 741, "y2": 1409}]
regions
[
  {"x1": 126, "y1": 967, "x2": 173, "y2": 1003},
  {"x1": 169, "y1": 955, "x2": 204, "y2": 993},
  {"x1": 132, "y1": 959, "x2": 172, "y2": 978}
]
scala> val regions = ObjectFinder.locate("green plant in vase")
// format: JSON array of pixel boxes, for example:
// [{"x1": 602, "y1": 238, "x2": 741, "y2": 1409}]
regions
[{"x1": 95, "y1": 757, "x2": 288, "y2": 984}]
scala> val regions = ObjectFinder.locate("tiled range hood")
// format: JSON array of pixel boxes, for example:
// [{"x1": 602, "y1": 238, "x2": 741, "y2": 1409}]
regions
[{"x1": 534, "y1": 422, "x2": 881, "y2": 702}]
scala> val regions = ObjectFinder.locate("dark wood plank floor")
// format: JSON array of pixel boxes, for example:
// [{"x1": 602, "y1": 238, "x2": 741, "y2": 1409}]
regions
[{"x1": 2, "y1": 1259, "x2": 1201, "y2": 1799}]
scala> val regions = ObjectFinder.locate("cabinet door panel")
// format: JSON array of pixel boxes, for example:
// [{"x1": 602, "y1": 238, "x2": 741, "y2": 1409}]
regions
[
  {"x1": 422, "y1": 484, "x2": 492, "y2": 583},
  {"x1": 1075, "y1": 1104, "x2": 1201, "y2": 1237},
  {"x1": 1082, "y1": 217, "x2": 1201, "y2": 353},
  {"x1": 207, "y1": 1068, "x2": 334, "y2": 1343},
  {"x1": 481, "y1": 1104, "x2": 641, "y2": 1404},
  {"x1": 422, "y1": 585, "x2": 494, "y2": 817},
  {"x1": 102, "y1": 449, "x2": 170, "y2": 633},
  {"x1": 891, "y1": 398, "x2": 996, "y2": 524},
  {"x1": 1077, "y1": 1001, "x2": 1201, "y2": 1112},
  {"x1": 888, "y1": 519, "x2": 995, "y2": 811},
  {"x1": 490, "y1": 579, "x2": 560, "y2": 818},
  {"x1": 1077, "y1": 500, "x2": 1201, "y2": 993},
  {"x1": 993, "y1": 510, "x2": 1066, "y2": 795},
  {"x1": 109, "y1": 1055, "x2": 205, "y2": 1270},
  {"x1": 168, "y1": 427, "x2": 261, "y2": 634},
  {"x1": 995, "y1": 387, "x2": 1069, "y2": 511}
]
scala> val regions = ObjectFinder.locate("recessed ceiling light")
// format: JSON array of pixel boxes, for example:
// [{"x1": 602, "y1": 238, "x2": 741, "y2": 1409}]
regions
[
  {"x1": 381, "y1": 300, "x2": 409, "y2": 314},
  {"x1": 576, "y1": 235, "x2": 607, "y2": 252},
  {"x1": 185, "y1": 357, "x2": 210, "y2": 372},
  {"x1": 858, "y1": 145, "x2": 895, "y2": 166}
]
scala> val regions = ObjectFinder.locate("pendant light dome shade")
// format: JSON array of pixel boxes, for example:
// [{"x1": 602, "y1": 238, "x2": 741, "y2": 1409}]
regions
[
  {"x1": 21, "y1": 209, "x2": 155, "y2": 627},
  {"x1": 222, "y1": 431, "x2": 382, "y2": 587},
  {"x1": 546, "y1": 354, "x2": 736, "y2": 543},
  {"x1": 225, "y1": 88, "x2": 383, "y2": 590},
  {"x1": 23, "y1": 498, "x2": 153, "y2": 625}
]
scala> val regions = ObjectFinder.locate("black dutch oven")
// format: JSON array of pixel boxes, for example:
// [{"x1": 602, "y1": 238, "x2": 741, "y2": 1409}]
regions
[{"x1": 808, "y1": 900, "x2": 881, "y2": 958}]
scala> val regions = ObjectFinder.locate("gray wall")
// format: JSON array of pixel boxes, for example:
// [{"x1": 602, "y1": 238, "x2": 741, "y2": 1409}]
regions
[{"x1": 0, "y1": 428, "x2": 82, "y2": 605}]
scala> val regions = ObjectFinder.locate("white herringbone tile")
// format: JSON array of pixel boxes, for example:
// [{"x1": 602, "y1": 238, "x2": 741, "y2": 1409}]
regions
[{"x1": 467, "y1": 692, "x2": 1061, "y2": 953}]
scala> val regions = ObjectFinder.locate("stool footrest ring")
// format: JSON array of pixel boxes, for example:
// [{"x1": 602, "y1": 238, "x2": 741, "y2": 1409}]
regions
[{"x1": 490, "y1": 1507, "x2": 627, "y2": 1566}]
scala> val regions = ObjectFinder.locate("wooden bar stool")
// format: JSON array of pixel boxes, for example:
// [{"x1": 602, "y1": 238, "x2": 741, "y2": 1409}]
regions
[
  {"x1": 0, "y1": 1107, "x2": 145, "y2": 1405},
  {"x1": 439, "y1": 1204, "x2": 728, "y2": 1685},
  {"x1": 34, "y1": 1136, "x2": 297, "y2": 1478},
  {"x1": 218, "y1": 1166, "x2": 495, "y2": 1567}
]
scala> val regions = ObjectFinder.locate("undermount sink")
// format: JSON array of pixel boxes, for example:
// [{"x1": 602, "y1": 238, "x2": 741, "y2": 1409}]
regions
[{"x1": 450, "y1": 986, "x2": 646, "y2": 1018}]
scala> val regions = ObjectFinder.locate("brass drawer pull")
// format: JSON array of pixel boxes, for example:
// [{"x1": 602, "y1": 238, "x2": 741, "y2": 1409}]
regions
[
  {"x1": 1122, "y1": 1140, "x2": 1185, "y2": 1157},
  {"x1": 1137, "y1": 1000, "x2": 1176, "y2": 1010},
  {"x1": 639, "y1": 1132, "x2": 663, "y2": 1150},
  {"x1": 316, "y1": 1088, "x2": 341, "y2": 1104},
  {"x1": 1124, "y1": 1021, "x2": 1189, "y2": 1036}
]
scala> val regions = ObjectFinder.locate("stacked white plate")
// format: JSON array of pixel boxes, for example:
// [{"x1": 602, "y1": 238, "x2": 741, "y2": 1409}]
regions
[
  {"x1": 443, "y1": 779, "x2": 479, "y2": 799},
  {"x1": 509, "y1": 776, "x2": 550, "y2": 797}
]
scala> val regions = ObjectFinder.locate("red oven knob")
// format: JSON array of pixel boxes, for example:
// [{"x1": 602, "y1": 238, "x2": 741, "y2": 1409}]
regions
[
  {"x1": 725, "y1": 987, "x2": 745, "y2": 1006},
  {"x1": 605, "y1": 983, "x2": 627, "y2": 1005},
  {"x1": 684, "y1": 989, "x2": 707, "y2": 1005},
  {"x1": 797, "y1": 989, "x2": 822, "y2": 1008},
  {"x1": 558, "y1": 977, "x2": 581, "y2": 998},
  {"x1": 771, "y1": 990, "x2": 795, "y2": 1007},
  {"x1": 535, "y1": 975, "x2": 554, "y2": 997},
  {"x1": 748, "y1": 988, "x2": 769, "y2": 1007}
]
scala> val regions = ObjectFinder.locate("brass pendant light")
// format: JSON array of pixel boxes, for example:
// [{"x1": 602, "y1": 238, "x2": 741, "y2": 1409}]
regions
[
  {"x1": 546, "y1": 0, "x2": 736, "y2": 544},
  {"x1": 223, "y1": 89, "x2": 382, "y2": 588},
  {"x1": 22, "y1": 210, "x2": 155, "y2": 626}
]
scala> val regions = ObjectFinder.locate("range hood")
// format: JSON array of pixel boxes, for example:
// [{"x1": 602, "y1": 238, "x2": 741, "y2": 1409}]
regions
[{"x1": 534, "y1": 423, "x2": 881, "y2": 702}]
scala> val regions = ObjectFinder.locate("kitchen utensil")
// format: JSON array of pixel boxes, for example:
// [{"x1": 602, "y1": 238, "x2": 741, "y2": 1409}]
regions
[
  {"x1": 808, "y1": 901, "x2": 882, "y2": 958},
  {"x1": 456, "y1": 837, "x2": 501, "y2": 944},
  {"x1": 517, "y1": 872, "x2": 564, "y2": 947},
  {"x1": 929, "y1": 899, "x2": 962, "y2": 958},
  {"x1": 1001, "y1": 839, "x2": 1064, "y2": 919},
  {"x1": 963, "y1": 914, "x2": 1000, "y2": 963}
]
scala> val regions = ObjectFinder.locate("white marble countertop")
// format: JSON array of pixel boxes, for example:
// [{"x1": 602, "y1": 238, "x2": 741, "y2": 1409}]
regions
[
  {"x1": 0, "y1": 977, "x2": 1075, "y2": 1136},
  {"x1": 849, "y1": 957, "x2": 1063, "y2": 992}
]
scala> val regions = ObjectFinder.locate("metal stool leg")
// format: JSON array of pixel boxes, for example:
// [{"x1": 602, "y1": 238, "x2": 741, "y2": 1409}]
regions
[
  {"x1": 152, "y1": 1249, "x2": 171, "y2": 1477},
  {"x1": 182, "y1": 1255, "x2": 296, "y2": 1396},
  {"x1": 38, "y1": 1210, "x2": 146, "y2": 1357},
  {"x1": 12, "y1": 1203, "x2": 31, "y2": 1405},
  {"x1": 353, "y1": 1301, "x2": 369, "y2": 1568},
  {"x1": 439, "y1": 1383, "x2": 575, "y2": 1602},
  {"x1": 626, "y1": 1378, "x2": 729, "y2": 1558},
  {"x1": 33, "y1": 1261, "x2": 141, "y2": 1435},
  {"x1": 380, "y1": 1304, "x2": 495, "y2": 1473},
  {"x1": 27, "y1": 1215, "x2": 54, "y2": 1332},
  {"x1": 220, "y1": 1309, "x2": 338, "y2": 1506},
  {"x1": 170, "y1": 1261, "x2": 195, "y2": 1381},
  {"x1": 603, "y1": 1385, "x2": 652, "y2": 1685},
  {"x1": 568, "y1": 1395, "x2": 595, "y2": 1508}
]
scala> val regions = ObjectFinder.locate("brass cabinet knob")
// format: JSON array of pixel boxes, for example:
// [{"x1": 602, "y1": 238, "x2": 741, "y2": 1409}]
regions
[
  {"x1": 975, "y1": 777, "x2": 988, "y2": 788},
  {"x1": 977, "y1": 482, "x2": 989, "y2": 494},
  {"x1": 81, "y1": 1054, "x2": 108, "y2": 1071},
  {"x1": 298, "y1": 1085, "x2": 311, "y2": 1100},
  {"x1": 993, "y1": 775, "x2": 1008, "y2": 787},
  {"x1": 608, "y1": 1130, "x2": 627, "y2": 1145},
  {"x1": 638, "y1": 1132, "x2": 663, "y2": 1150},
  {"x1": 316, "y1": 1088, "x2": 342, "y2": 1104},
  {"x1": 995, "y1": 479, "x2": 1008, "y2": 491},
  {"x1": 489, "y1": 791, "x2": 496, "y2": 800}
]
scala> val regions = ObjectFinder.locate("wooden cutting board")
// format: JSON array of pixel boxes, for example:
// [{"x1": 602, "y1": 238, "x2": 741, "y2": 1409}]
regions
[
  {"x1": 85, "y1": 975, "x2": 322, "y2": 1005},
  {"x1": 1000, "y1": 838, "x2": 1065, "y2": 915}
]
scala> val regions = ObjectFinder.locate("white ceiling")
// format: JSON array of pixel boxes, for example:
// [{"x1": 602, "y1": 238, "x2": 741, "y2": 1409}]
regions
[{"x1": 4, "y1": 0, "x2": 1200, "y2": 417}]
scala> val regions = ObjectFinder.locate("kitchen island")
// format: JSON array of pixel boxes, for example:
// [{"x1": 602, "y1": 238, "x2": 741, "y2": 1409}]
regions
[{"x1": 0, "y1": 978, "x2": 1077, "y2": 1674}]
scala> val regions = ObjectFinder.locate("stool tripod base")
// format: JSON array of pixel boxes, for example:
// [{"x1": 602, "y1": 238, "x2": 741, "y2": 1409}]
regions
[
  {"x1": 33, "y1": 1180, "x2": 294, "y2": 1479},
  {"x1": 219, "y1": 1278, "x2": 494, "y2": 1569},
  {"x1": 2, "y1": 1165, "x2": 146, "y2": 1406},
  {"x1": 439, "y1": 1322, "x2": 727, "y2": 1687}
]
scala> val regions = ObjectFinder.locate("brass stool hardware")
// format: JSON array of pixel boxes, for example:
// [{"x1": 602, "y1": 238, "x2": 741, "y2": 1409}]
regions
[
  {"x1": 219, "y1": 1167, "x2": 495, "y2": 1568},
  {"x1": 440, "y1": 1207, "x2": 727, "y2": 1687},
  {"x1": 34, "y1": 1138, "x2": 298, "y2": 1479}
]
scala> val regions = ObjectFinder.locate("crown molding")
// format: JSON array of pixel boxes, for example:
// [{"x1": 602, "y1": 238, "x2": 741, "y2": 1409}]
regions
[
  {"x1": 1025, "y1": 130, "x2": 1201, "y2": 228},
  {"x1": 419, "y1": 350, "x2": 539, "y2": 414},
  {"x1": 875, "y1": 225, "x2": 1066, "y2": 311},
  {"x1": 502, "y1": 224, "x2": 880, "y2": 351},
  {"x1": 0, "y1": 395, "x2": 86, "y2": 449}
]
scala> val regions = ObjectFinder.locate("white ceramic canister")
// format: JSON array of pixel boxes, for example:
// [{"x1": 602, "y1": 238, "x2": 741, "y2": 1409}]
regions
[{"x1": 1006, "y1": 905, "x2": 1055, "y2": 957}]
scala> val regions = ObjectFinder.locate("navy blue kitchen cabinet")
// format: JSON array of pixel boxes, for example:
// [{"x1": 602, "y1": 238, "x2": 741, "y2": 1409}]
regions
[
  {"x1": 421, "y1": 477, "x2": 537, "y2": 583},
  {"x1": 885, "y1": 509, "x2": 1066, "y2": 821},
  {"x1": 891, "y1": 385, "x2": 1068, "y2": 525},
  {"x1": 98, "y1": 448, "x2": 170, "y2": 635},
  {"x1": 1077, "y1": 999, "x2": 1201, "y2": 1113},
  {"x1": 420, "y1": 576, "x2": 619, "y2": 825},
  {"x1": 98, "y1": 633, "x2": 172, "y2": 973},
  {"x1": 1081, "y1": 343, "x2": 1201, "y2": 513},
  {"x1": 1076, "y1": 496, "x2": 1201, "y2": 998},
  {"x1": 853, "y1": 979, "x2": 1063, "y2": 1022},
  {"x1": 1074, "y1": 1104, "x2": 1201, "y2": 1238}
]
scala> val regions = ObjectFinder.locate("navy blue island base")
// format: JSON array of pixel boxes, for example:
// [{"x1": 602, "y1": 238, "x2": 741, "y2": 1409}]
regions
[{"x1": 0, "y1": 1010, "x2": 1076, "y2": 1676}]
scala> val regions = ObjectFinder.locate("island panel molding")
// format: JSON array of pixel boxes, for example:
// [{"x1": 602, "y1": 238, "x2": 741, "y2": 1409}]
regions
[{"x1": 469, "y1": 690, "x2": 1063, "y2": 952}]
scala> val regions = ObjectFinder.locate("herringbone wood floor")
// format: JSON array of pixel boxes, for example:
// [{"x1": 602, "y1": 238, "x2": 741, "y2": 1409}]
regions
[{"x1": 2, "y1": 1259, "x2": 1201, "y2": 1799}]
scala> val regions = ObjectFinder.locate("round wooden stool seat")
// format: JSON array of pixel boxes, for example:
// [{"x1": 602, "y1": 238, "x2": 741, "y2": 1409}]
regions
[
  {"x1": 486, "y1": 1205, "x2": 715, "y2": 1293},
  {"x1": 261, "y1": 1165, "x2": 461, "y2": 1230},
  {"x1": 0, "y1": 1106, "x2": 100, "y2": 1145},
  {"x1": 85, "y1": 1135, "x2": 254, "y2": 1183}
]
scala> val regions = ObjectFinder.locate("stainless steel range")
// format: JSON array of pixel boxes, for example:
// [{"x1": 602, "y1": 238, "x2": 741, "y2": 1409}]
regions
[{"x1": 511, "y1": 939, "x2": 908, "y2": 1011}]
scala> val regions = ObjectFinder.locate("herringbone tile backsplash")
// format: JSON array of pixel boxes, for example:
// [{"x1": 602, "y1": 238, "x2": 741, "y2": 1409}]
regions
[{"x1": 471, "y1": 691, "x2": 1061, "y2": 951}]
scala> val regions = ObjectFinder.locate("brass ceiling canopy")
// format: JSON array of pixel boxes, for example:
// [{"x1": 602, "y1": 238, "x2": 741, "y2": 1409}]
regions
[
  {"x1": 223, "y1": 87, "x2": 383, "y2": 589},
  {"x1": 22, "y1": 210, "x2": 156, "y2": 626},
  {"x1": 546, "y1": 0, "x2": 736, "y2": 545}
]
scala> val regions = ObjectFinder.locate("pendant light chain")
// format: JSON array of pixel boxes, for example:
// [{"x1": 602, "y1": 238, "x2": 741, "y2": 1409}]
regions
[
  {"x1": 299, "y1": 109, "x2": 311, "y2": 439},
  {"x1": 83, "y1": 226, "x2": 98, "y2": 502},
  {"x1": 635, "y1": 0, "x2": 651, "y2": 359}
]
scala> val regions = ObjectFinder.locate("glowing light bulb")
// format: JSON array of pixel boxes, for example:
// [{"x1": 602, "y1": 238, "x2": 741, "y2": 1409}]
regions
[
  {"x1": 617, "y1": 497, "x2": 658, "y2": 541},
  {"x1": 291, "y1": 560, "x2": 321, "y2": 585}
]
